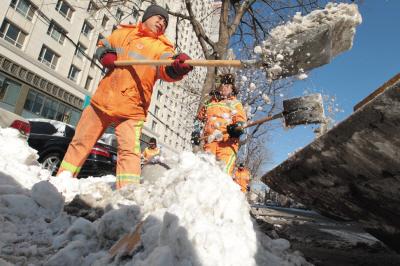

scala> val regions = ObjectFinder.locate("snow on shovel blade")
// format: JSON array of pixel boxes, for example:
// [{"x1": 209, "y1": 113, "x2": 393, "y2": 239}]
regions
[
  {"x1": 283, "y1": 93, "x2": 325, "y2": 127},
  {"x1": 262, "y1": 3, "x2": 362, "y2": 79}
]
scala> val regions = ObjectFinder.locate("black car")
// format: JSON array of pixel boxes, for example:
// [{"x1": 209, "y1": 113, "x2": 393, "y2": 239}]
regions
[{"x1": 27, "y1": 119, "x2": 117, "y2": 178}]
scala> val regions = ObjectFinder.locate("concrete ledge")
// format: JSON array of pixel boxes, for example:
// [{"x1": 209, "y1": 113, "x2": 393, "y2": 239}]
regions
[{"x1": 262, "y1": 76, "x2": 400, "y2": 252}]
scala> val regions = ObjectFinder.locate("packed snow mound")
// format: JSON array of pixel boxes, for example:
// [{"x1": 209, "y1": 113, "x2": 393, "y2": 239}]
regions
[
  {"x1": 0, "y1": 127, "x2": 310, "y2": 265},
  {"x1": 261, "y1": 2, "x2": 362, "y2": 79},
  {"x1": 0, "y1": 128, "x2": 48, "y2": 189}
]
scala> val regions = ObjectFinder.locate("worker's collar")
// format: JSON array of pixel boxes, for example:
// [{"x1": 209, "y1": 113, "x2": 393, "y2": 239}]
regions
[
  {"x1": 138, "y1": 22, "x2": 164, "y2": 38},
  {"x1": 214, "y1": 94, "x2": 235, "y2": 101}
]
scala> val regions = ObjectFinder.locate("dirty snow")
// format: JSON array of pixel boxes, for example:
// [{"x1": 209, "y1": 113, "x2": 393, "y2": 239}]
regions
[{"x1": 0, "y1": 127, "x2": 310, "y2": 265}]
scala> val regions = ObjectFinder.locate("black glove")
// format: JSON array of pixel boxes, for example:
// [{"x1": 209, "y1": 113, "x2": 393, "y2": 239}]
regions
[
  {"x1": 227, "y1": 122, "x2": 245, "y2": 138},
  {"x1": 191, "y1": 131, "x2": 201, "y2": 145}
]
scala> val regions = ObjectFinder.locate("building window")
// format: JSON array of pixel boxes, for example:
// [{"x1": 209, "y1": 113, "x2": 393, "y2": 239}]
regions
[
  {"x1": 10, "y1": 0, "x2": 37, "y2": 21},
  {"x1": 84, "y1": 76, "x2": 92, "y2": 90},
  {"x1": 167, "y1": 114, "x2": 171, "y2": 122},
  {"x1": 41, "y1": 97, "x2": 59, "y2": 119},
  {"x1": 156, "y1": 91, "x2": 162, "y2": 101},
  {"x1": 68, "y1": 65, "x2": 80, "y2": 82},
  {"x1": 116, "y1": 8, "x2": 123, "y2": 21},
  {"x1": 74, "y1": 42, "x2": 86, "y2": 59},
  {"x1": 0, "y1": 73, "x2": 22, "y2": 110},
  {"x1": 112, "y1": 24, "x2": 118, "y2": 32},
  {"x1": 154, "y1": 105, "x2": 159, "y2": 116},
  {"x1": 81, "y1": 21, "x2": 93, "y2": 37},
  {"x1": 87, "y1": 1, "x2": 98, "y2": 12},
  {"x1": 55, "y1": 0, "x2": 73, "y2": 21},
  {"x1": 0, "y1": 20, "x2": 27, "y2": 48},
  {"x1": 38, "y1": 46, "x2": 59, "y2": 69},
  {"x1": 23, "y1": 89, "x2": 81, "y2": 124},
  {"x1": 47, "y1": 21, "x2": 66, "y2": 44},
  {"x1": 101, "y1": 15, "x2": 109, "y2": 27},
  {"x1": 151, "y1": 120, "x2": 157, "y2": 131}
]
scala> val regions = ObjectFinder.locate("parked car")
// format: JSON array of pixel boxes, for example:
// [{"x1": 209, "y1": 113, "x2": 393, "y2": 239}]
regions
[
  {"x1": 27, "y1": 119, "x2": 117, "y2": 178},
  {"x1": 0, "y1": 106, "x2": 30, "y2": 137}
]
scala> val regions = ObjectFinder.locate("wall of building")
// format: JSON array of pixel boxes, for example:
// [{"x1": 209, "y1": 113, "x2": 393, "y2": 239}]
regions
[
  {"x1": 0, "y1": 0, "x2": 219, "y2": 155},
  {"x1": 143, "y1": 0, "x2": 220, "y2": 155}
]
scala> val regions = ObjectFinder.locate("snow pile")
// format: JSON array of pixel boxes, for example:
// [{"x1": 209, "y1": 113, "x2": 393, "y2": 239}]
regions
[
  {"x1": 0, "y1": 127, "x2": 310, "y2": 265},
  {"x1": 0, "y1": 128, "x2": 48, "y2": 189},
  {"x1": 260, "y1": 2, "x2": 362, "y2": 79}
]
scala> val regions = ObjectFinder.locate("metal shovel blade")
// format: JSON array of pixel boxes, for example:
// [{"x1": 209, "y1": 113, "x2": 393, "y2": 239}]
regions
[
  {"x1": 264, "y1": 17, "x2": 357, "y2": 79},
  {"x1": 283, "y1": 93, "x2": 325, "y2": 127}
]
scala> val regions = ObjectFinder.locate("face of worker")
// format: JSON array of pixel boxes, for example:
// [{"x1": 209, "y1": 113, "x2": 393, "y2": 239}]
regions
[
  {"x1": 143, "y1": 15, "x2": 167, "y2": 34},
  {"x1": 150, "y1": 142, "x2": 156, "y2": 148},
  {"x1": 219, "y1": 83, "x2": 233, "y2": 98}
]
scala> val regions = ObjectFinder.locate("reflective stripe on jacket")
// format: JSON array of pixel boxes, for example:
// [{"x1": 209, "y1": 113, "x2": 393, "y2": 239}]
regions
[
  {"x1": 197, "y1": 96, "x2": 246, "y2": 142},
  {"x1": 91, "y1": 23, "x2": 178, "y2": 120}
]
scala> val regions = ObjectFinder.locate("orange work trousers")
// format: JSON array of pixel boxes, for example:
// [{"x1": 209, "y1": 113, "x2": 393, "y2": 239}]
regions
[
  {"x1": 57, "y1": 105, "x2": 143, "y2": 189},
  {"x1": 203, "y1": 140, "x2": 238, "y2": 176}
]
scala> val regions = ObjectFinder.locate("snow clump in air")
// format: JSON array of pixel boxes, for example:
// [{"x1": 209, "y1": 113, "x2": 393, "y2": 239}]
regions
[
  {"x1": 0, "y1": 127, "x2": 311, "y2": 265},
  {"x1": 259, "y1": 2, "x2": 362, "y2": 79}
]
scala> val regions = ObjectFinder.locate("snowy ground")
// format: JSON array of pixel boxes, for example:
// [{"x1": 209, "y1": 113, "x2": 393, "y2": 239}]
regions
[{"x1": 0, "y1": 127, "x2": 310, "y2": 266}]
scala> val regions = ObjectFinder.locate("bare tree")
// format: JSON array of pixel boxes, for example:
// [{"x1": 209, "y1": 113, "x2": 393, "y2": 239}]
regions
[{"x1": 97, "y1": 0, "x2": 355, "y2": 170}]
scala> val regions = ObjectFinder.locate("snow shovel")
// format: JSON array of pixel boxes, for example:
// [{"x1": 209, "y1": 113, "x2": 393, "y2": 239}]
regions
[
  {"x1": 246, "y1": 93, "x2": 325, "y2": 127},
  {"x1": 114, "y1": 20, "x2": 358, "y2": 79},
  {"x1": 200, "y1": 93, "x2": 325, "y2": 142}
]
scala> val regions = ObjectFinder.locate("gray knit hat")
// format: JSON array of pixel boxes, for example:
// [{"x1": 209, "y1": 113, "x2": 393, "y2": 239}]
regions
[{"x1": 142, "y1": 5, "x2": 169, "y2": 27}]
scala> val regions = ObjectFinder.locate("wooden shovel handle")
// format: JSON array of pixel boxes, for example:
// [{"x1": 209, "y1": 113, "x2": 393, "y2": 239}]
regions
[
  {"x1": 114, "y1": 59, "x2": 243, "y2": 67},
  {"x1": 243, "y1": 113, "x2": 283, "y2": 129},
  {"x1": 199, "y1": 113, "x2": 283, "y2": 141}
]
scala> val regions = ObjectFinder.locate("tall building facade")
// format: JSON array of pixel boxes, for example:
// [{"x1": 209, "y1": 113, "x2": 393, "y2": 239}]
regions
[
  {"x1": 143, "y1": 0, "x2": 220, "y2": 155},
  {"x1": 0, "y1": 0, "x2": 219, "y2": 155}
]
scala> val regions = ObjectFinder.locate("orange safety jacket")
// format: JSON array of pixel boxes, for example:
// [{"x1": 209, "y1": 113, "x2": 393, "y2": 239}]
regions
[
  {"x1": 234, "y1": 168, "x2": 251, "y2": 192},
  {"x1": 142, "y1": 146, "x2": 160, "y2": 161},
  {"x1": 197, "y1": 96, "x2": 247, "y2": 142},
  {"x1": 91, "y1": 23, "x2": 179, "y2": 120}
]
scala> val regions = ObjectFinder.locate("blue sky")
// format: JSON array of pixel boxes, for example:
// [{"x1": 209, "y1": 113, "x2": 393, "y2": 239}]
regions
[{"x1": 263, "y1": 0, "x2": 400, "y2": 172}]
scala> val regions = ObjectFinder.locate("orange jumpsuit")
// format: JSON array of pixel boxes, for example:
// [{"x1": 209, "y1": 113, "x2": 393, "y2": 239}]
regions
[
  {"x1": 197, "y1": 96, "x2": 246, "y2": 175},
  {"x1": 57, "y1": 23, "x2": 180, "y2": 189},
  {"x1": 142, "y1": 146, "x2": 160, "y2": 161},
  {"x1": 234, "y1": 168, "x2": 251, "y2": 192}
]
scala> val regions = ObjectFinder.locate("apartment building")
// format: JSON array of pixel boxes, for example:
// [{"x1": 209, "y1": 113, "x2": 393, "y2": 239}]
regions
[
  {"x1": 0, "y1": 0, "x2": 135, "y2": 124},
  {"x1": 0, "y1": 0, "x2": 219, "y2": 155}
]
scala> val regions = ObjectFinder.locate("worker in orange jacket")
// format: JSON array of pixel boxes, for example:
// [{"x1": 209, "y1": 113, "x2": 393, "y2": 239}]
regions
[
  {"x1": 57, "y1": 5, "x2": 193, "y2": 189},
  {"x1": 233, "y1": 163, "x2": 251, "y2": 192},
  {"x1": 193, "y1": 74, "x2": 247, "y2": 176},
  {"x1": 142, "y1": 137, "x2": 160, "y2": 163}
]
